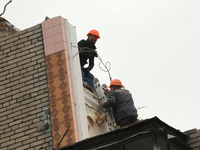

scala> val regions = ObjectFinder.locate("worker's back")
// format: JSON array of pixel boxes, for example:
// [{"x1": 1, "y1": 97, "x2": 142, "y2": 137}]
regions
[{"x1": 112, "y1": 89, "x2": 138, "y2": 124}]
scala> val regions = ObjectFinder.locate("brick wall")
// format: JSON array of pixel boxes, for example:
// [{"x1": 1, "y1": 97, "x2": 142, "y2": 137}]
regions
[
  {"x1": 0, "y1": 24, "x2": 53, "y2": 150},
  {"x1": 185, "y1": 129, "x2": 200, "y2": 150}
]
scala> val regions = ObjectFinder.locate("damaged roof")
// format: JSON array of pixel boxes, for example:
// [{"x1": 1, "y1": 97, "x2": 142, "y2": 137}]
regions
[
  {"x1": 0, "y1": 0, "x2": 19, "y2": 36},
  {"x1": 0, "y1": 17, "x2": 20, "y2": 36}
]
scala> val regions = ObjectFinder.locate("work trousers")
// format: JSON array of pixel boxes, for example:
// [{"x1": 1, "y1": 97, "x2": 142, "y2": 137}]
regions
[
  {"x1": 118, "y1": 116, "x2": 137, "y2": 127},
  {"x1": 81, "y1": 69, "x2": 95, "y2": 89}
]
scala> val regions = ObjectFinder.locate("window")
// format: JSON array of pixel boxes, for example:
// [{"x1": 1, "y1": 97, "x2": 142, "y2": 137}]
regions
[
  {"x1": 157, "y1": 136, "x2": 183, "y2": 150},
  {"x1": 124, "y1": 137, "x2": 153, "y2": 150}
]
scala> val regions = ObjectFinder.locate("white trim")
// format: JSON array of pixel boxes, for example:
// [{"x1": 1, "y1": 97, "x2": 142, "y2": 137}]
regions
[{"x1": 64, "y1": 19, "x2": 89, "y2": 140}]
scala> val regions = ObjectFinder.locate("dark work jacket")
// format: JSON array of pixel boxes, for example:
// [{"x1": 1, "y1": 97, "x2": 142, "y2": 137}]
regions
[
  {"x1": 103, "y1": 89, "x2": 138, "y2": 124},
  {"x1": 78, "y1": 39, "x2": 97, "y2": 72}
]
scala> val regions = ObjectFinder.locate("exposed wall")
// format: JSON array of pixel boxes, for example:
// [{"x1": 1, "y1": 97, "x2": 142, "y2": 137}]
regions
[
  {"x1": 0, "y1": 16, "x2": 86, "y2": 150},
  {"x1": 0, "y1": 24, "x2": 53, "y2": 150},
  {"x1": 185, "y1": 128, "x2": 200, "y2": 150}
]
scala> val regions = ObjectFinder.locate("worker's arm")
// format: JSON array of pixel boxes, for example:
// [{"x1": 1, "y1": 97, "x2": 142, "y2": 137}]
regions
[
  {"x1": 87, "y1": 57, "x2": 94, "y2": 71},
  {"x1": 78, "y1": 40, "x2": 85, "y2": 48},
  {"x1": 78, "y1": 40, "x2": 97, "y2": 57},
  {"x1": 81, "y1": 56, "x2": 94, "y2": 72},
  {"x1": 101, "y1": 92, "x2": 117, "y2": 108},
  {"x1": 100, "y1": 101, "x2": 105, "y2": 107}
]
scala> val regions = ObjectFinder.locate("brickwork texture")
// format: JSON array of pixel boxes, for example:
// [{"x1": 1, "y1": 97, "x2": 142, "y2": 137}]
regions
[
  {"x1": 185, "y1": 129, "x2": 200, "y2": 150},
  {"x1": 0, "y1": 24, "x2": 53, "y2": 150}
]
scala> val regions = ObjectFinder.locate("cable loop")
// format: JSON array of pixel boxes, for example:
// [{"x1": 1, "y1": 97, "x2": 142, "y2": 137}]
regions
[
  {"x1": 72, "y1": 45, "x2": 112, "y2": 81},
  {"x1": 97, "y1": 55, "x2": 112, "y2": 81}
]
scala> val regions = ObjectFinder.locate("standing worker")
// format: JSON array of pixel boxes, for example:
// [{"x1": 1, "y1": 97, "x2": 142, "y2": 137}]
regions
[
  {"x1": 100, "y1": 79, "x2": 138, "y2": 127},
  {"x1": 78, "y1": 29, "x2": 100, "y2": 89}
]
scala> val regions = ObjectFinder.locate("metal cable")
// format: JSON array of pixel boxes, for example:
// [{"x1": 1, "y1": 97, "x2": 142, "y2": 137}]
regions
[
  {"x1": 97, "y1": 55, "x2": 112, "y2": 81},
  {"x1": 0, "y1": 0, "x2": 12, "y2": 17},
  {"x1": 72, "y1": 45, "x2": 112, "y2": 81}
]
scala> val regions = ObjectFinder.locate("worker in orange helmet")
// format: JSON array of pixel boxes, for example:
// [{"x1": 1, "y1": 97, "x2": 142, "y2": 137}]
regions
[
  {"x1": 100, "y1": 79, "x2": 138, "y2": 127},
  {"x1": 78, "y1": 29, "x2": 100, "y2": 89}
]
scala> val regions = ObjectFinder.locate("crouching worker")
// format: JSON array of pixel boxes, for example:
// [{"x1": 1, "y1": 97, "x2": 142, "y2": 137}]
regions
[{"x1": 100, "y1": 79, "x2": 138, "y2": 127}]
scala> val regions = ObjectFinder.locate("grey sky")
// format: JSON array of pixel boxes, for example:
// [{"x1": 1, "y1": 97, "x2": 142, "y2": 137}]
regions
[{"x1": 1, "y1": 0, "x2": 200, "y2": 132}]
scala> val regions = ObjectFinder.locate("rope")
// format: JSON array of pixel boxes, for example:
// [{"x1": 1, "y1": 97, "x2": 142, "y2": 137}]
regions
[
  {"x1": 97, "y1": 55, "x2": 112, "y2": 81},
  {"x1": 72, "y1": 45, "x2": 112, "y2": 81},
  {"x1": 72, "y1": 46, "x2": 96, "y2": 58},
  {"x1": 56, "y1": 125, "x2": 70, "y2": 149},
  {"x1": 0, "y1": 0, "x2": 12, "y2": 17}
]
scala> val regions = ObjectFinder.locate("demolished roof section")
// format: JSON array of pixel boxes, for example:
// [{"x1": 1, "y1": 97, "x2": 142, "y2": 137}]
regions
[
  {"x1": 0, "y1": 0, "x2": 19, "y2": 36},
  {"x1": 0, "y1": 17, "x2": 20, "y2": 36}
]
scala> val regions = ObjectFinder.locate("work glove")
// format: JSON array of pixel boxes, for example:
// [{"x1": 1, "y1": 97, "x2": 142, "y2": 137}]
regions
[{"x1": 79, "y1": 48, "x2": 98, "y2": 57}]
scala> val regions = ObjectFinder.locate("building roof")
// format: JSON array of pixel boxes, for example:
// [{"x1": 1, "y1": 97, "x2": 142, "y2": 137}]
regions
[
  {"x1": 59, "y1": 116, "x2": 191, "y2": 150},
  {"x1": 0, "y1": 17, "x2": 20, "y2": 36}
]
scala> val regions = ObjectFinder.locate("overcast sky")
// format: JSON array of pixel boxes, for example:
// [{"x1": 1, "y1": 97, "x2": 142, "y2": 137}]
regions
[{"x1": 1, "y1": 0, "x2": 200, "y2": 132}]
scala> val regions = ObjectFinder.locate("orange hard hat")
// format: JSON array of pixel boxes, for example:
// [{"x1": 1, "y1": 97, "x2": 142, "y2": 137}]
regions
[
  {"x1": 87, "y1": 29, "x2": 100, "y2": 39},
  {"x1": 108, "y1": 79, "x2": 123, "y2": 88}
]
